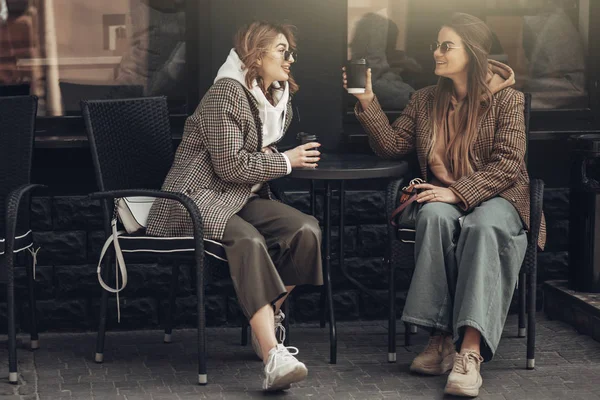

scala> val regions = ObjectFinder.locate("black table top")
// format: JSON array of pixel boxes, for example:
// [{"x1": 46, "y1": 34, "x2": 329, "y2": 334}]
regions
[{"x1": 289, "y1": 153, "x2": 408, "y2": 180}]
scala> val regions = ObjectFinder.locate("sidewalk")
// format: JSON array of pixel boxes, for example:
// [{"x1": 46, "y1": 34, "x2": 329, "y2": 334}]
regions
[{"x1": 2, "y1": 313, "x2": 600, "y2": 399}]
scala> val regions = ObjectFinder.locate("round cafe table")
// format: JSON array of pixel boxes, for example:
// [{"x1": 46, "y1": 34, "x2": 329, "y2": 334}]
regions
[{"x1": 289, "y1": 153, "x2": 408, "y2": 364}]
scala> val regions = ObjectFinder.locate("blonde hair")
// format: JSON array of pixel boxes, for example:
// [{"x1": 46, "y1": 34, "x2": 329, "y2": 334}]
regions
[
  {"x1": 428, "y1": 13, "x2": 494, "y2": 179},
  {"x1": 234, "y1": 21, "x2": 299, "y2": 97}
]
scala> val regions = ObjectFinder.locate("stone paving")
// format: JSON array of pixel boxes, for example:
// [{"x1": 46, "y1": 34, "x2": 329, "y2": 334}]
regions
[{"x1": 2, "y1": 313, "x2": 600, "y2": 399}]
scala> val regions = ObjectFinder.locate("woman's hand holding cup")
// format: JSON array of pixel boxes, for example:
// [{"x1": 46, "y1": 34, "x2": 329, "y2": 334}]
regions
[
  {"x1": 342, "y1": 66, "x2": 374, "y2": 110},
  {"x1": 284, "y1": 142, "x2": 321, "y2": 169}
]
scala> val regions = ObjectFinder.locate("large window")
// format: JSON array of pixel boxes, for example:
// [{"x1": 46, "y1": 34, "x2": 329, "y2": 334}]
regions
[
  {"x1": 347, "y1": 0, "x2": 590, "y2": 111},
  {"x1": 0, "y1": 0, "x2": 187, "y2": 116}
]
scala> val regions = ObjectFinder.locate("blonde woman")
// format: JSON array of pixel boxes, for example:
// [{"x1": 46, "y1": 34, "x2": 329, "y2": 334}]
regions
[
  {"x1": 345, "y1": 13, "x2": 546, "y2": 397},
  {"x1": 147, "y1": 21, "x2": 323, "y2": 391}
]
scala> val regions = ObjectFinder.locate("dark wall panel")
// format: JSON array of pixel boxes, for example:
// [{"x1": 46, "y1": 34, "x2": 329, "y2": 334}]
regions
[{"x1": 208, "y1": 0, "x2": 346, "y2": 150}]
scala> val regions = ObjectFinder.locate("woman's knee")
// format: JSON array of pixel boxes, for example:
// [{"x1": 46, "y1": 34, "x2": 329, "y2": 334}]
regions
[
  {"x1": 292, "y1": 215, "x2": 321, "y2": 246},
  {"x1": 236, "y1": 233, "x2": 268, "y2": 252},
  {"x1": 461, "y1": 219, "x2": 503, "y2": 238},
  {"x1": 416, "y1": 203, "x2": 458, "y2": 229}
]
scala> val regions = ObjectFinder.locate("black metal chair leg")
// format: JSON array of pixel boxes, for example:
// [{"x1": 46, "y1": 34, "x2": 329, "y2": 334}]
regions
[
  {"x1": 388, "y1": 255, "x2": 396, "y2": 362},
  {"x1": 527, "y1": 270, "x2": 536, "y2": 370},
  {"x1": 196, "y1": 255, "x2": 207, "y2": 385},
  {"x1": 6, "y1": 253, "x2": 18, "y2": 384},
  {"x1": 95, "y1": 253, "x2": 111, "y2": 363},
  {"x1": 25, "y1": 254, "x2": 39, "y2": 350},
  {"x1": 164, "y1": 264, "x2": 180, "y2": 343},
  {"x1": 281, "y1": 299, "x2": 290, "y2": 346},
  {"x1": 518, "y1": 271, "x2": 526, "y2": 338}
]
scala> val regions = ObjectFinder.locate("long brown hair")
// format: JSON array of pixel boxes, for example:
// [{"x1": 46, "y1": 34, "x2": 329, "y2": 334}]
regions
[
  {"x1": 234, "y1": 21, "x2": 299, "y2": 97},
  {"x1": 429, "y1": 13, "x2": 494, "y2": 179}
]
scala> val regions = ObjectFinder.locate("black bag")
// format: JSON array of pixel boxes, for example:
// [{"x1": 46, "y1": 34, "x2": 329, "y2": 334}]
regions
[{"x1": 390, "y1": 178, "x2": 424, "y2": 243}]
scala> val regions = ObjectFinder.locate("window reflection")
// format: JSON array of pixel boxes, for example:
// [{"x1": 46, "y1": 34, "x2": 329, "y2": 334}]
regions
[
  {"x1": 349, "y1": 12, "x2": 416, "y2": 110},
  {"x1": 348, "y1": 0, "x2": 589, "y2": 110},
  {"x1": 0, "y1": 0, "x2": 186, "y2": 116}
]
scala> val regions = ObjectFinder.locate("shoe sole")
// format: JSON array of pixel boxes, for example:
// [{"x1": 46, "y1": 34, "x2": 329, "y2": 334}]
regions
[
  {"x1": 264, "y1": 364, "x2": 308, "y2": 391},
  {"x1": 410, "y1": 352, "x2": 455, "y2": 375},
  {"x1": 444, "y1": 376, "x2": 482, "y2": 398}
]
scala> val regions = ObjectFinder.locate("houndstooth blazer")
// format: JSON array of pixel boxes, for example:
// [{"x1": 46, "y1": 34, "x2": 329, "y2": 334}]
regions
[
  {"x1": 356, "y1": 86, "x2": 546, "y2": 250},
  {"x1": 145, "y1": 78, "x2": 292, "y2": 240}
]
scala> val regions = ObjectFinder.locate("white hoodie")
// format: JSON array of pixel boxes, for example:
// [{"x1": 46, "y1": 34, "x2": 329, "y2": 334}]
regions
[{"x1": 214, "y1": 49, "x2": 292, "y2": 181}]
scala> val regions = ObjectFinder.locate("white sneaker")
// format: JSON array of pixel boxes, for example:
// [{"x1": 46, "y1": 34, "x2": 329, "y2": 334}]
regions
[
  {"x1": 263, "y1": 344, "x2": 308, "y2": 391},
  {"x1": 252, "y1": 310, "x2": 286, "y2": 361}
]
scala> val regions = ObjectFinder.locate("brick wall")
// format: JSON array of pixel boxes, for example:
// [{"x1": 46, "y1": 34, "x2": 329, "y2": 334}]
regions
[{"x1": 0, "y1": 187, "x2": 569, "y2": 333}]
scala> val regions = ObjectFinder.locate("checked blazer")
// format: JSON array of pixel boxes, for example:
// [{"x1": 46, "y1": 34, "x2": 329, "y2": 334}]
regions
[
  {"x1": 146, "y1": 78, "x2": 293, "y2": 240},
  {"x1": 356, "y1": 85, "x2": 546, "y2": 249}
]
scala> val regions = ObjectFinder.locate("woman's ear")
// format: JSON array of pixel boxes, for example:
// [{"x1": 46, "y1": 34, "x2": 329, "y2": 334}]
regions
[{"x1": 256, "y1": 57, "x2": 263, "y2": 67}]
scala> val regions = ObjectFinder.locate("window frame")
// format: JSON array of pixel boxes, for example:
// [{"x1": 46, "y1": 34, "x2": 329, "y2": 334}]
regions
[
  {"x1": 19, "y1": 0, "x2": 206, "y2": 144},
  {"x1": 6, "y1": 0, "x2": 597, "y2": 146},
  {"x1": 343, "y1": 0, "x2": 600, "y2": 137}
]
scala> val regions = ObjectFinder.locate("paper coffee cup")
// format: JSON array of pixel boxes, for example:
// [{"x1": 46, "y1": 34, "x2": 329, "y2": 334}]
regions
[{"x1": 346, "y1": 59, "x2": 367, "y2": 94}]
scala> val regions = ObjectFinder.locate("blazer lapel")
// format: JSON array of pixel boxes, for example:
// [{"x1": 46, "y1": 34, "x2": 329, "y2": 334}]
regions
[{"x1": 238, "y1": 84, "x2": 263, "y2": 152}]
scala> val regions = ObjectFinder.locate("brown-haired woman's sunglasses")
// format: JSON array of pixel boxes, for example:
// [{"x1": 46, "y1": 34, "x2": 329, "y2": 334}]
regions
[{"x1": 430, "y1": 41, "x2": 462, "y2": 54}]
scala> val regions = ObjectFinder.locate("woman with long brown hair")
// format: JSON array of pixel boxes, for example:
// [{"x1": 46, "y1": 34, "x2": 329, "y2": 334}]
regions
[
  {"x1": 147, "y1": 21, "x2": 323, "y2": 391},
  {"x1": 345, "y1": 12, "x2": 546, "y2": 397}
]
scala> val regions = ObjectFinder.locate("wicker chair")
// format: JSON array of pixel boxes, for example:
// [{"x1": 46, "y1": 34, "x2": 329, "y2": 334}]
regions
[
  {"x1": 0, "y1": 95, "x2": 45, "y2": 383},
  {"x1": 81, "y1": 96, "x2": 294, "y2": 384},
  {"x1": 82, "y1": 96, "x2": 228, "y2": 385},
  {"x1": 385, "y1": 93, "x2": 544, "y2": 370}
]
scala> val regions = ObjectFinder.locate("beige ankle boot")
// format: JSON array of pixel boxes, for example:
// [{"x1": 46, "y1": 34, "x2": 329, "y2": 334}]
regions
[
  {"x1": 444, "y1": 349, "x2": 484, "y2": 397},
  {"x1": 410, "y1": 333, "x2": 455, "y2": 375}
]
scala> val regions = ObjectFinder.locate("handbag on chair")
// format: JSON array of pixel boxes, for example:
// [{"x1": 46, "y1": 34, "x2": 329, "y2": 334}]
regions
[{"x1": 389, "y1": 178, "x2": 424, "y2": 244}]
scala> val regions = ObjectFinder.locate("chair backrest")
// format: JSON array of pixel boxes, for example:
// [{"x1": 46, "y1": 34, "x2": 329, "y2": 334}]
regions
[
  {"x1": 523, "y1": 92, "x2": 531, "y2": 166},
  {"x1": 0, "y1": 95, "x2": 38, "y2": 232},
  {"x1": 81, "y1": 97, "x2": 175, "y2": 192}
]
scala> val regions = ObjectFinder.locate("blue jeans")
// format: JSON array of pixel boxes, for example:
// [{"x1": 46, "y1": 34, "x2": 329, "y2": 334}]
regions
[{"x1": 401, "y1": 197, "x2": 527, "y2": 361}]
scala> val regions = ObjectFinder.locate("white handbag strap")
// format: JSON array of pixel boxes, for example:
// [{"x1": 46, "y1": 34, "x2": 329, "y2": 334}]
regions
[{"x1": 97, "y1": 216, "x2": 128, "y2": 322}]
